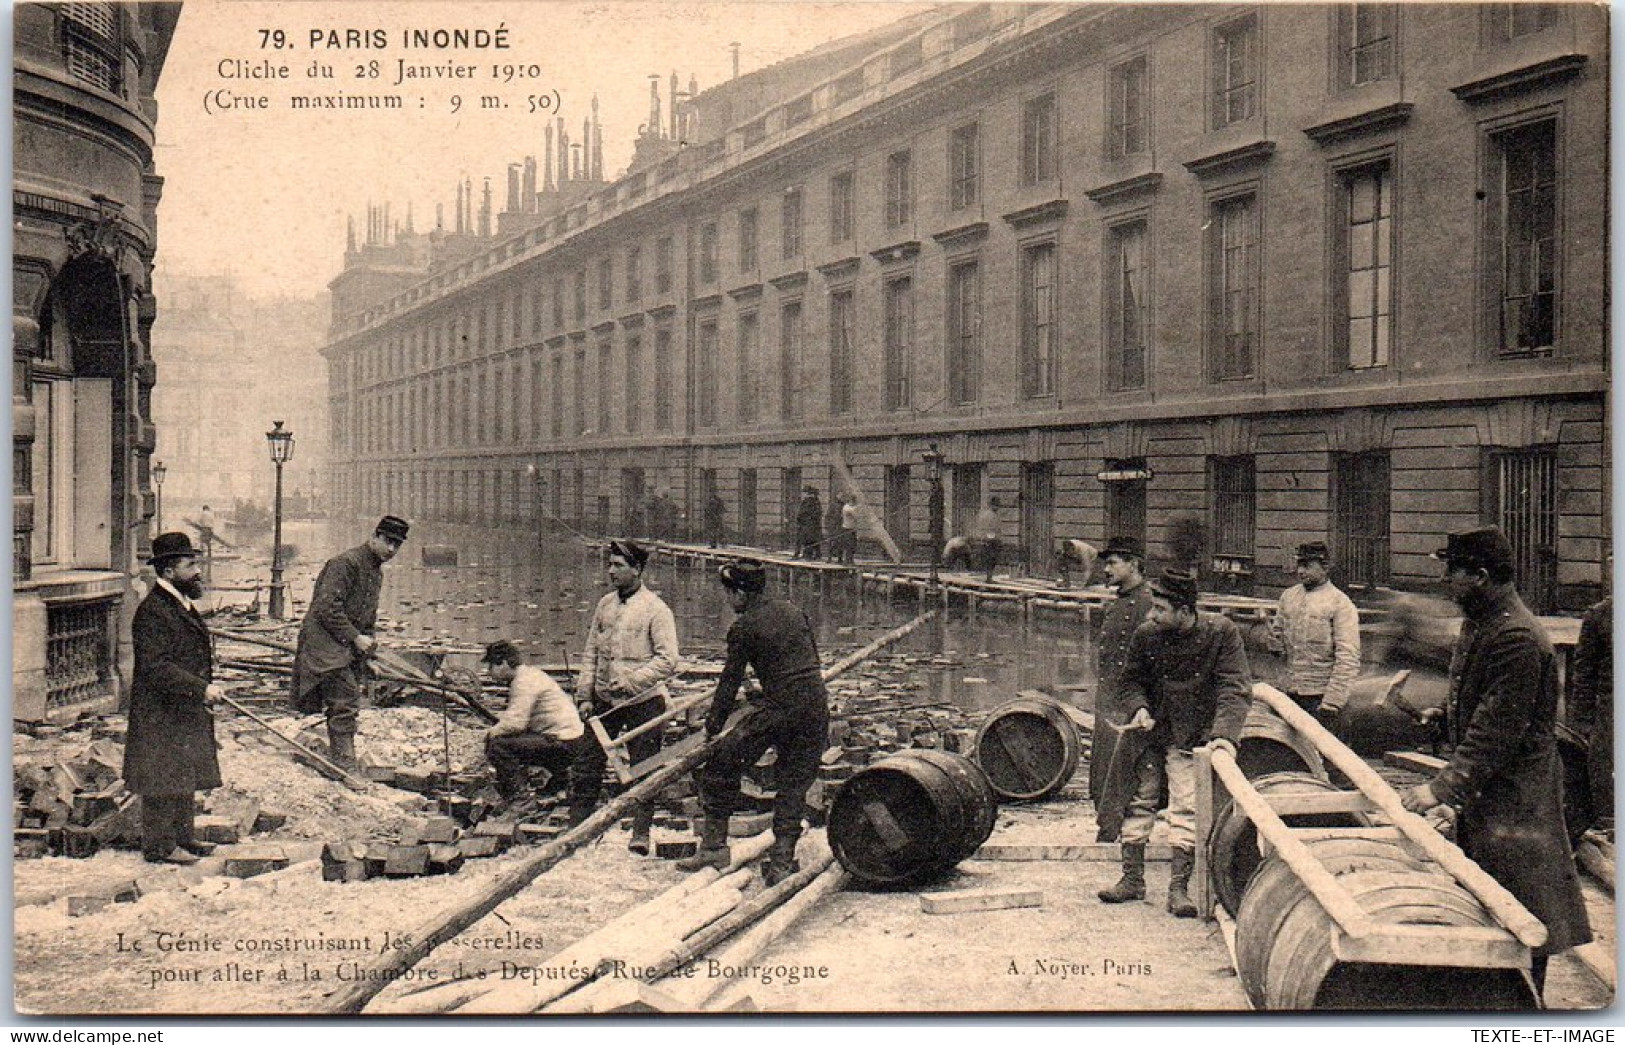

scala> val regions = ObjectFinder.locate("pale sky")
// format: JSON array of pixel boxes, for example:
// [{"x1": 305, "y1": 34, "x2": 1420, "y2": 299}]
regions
[{"x1": 152, "y1": 0, "x2": 938, "y2": 301}]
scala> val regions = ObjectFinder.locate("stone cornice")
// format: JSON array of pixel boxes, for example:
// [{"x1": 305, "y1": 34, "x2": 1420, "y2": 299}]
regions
[
  {"x1": 1000, "y1": 199, "x2": 1068, "y2": 230},
  {"x1": 1303, "y1": 102, "x2": 1414, "y2": 146},
  {"x1": 1182, "y1": 140, "x2": 1276, "y2": 178},
  {"x1": 1450, "y1": 54, "x2": 1587, "y2": 103},
  {"x1": 1083, "y1": 172, "x2": 1164, "y2": 206}
]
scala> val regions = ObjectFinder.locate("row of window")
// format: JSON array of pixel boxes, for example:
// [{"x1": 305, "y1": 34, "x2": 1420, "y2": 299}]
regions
[{"x1": 342, "y1": 111, "x2": 1559, "y2": 453}]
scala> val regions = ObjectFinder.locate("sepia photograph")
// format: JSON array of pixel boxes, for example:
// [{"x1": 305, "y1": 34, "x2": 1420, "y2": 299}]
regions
[{"x1": 8, "y1": 0, "x2": 1616, "y2": 1018}]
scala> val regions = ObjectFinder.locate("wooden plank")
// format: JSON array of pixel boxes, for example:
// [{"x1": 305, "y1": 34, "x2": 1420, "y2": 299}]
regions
[
  {"x1": 862, "y1": 801, "x2": 912, "y2": 854},
  {"x1": 1213, "y1": 906, "x2": 1249, "y2": 1009},
  {"x1": 1576, "y1": 838, "x2": 1614, "y2": 894},
  {"x1": 972, "y1": 842, "x2": 1172, "y2": 862},
  {"x1": 1332, "y1": 924, "x2": 1527, "y2": 969},
  {"x1": 1260, "y1": 791, "x2": 1379, "y2": 817},
  {"x1": 920, "y1": 889, "x2": 1044, "y2": 915},
  {"x1": 1289, "y1": 827, "x2": 1405, "y2": 844},
  {"x1": 1193, "y1": 745, "x2": 1215, "y2": 920},
  {"x1": 1569, "y1": 942, "x2": 1617, "y2": 993},
  {"x1": 1384, "y1": 750, "x2": 1447, "y2": 774}
]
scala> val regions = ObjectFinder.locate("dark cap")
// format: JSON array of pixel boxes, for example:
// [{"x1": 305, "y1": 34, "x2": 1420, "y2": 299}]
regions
[
  {"x1": 1295, "y1": 540, "x2": 1331, "y2": 564},
  {"x1": 1150, "y1": 567, "x2": 1200, "y2": 609},
  {"x1": 718, "y1": 559, "x2": 767, "y2": 593},
  {"x1": 1433, "y1": 527, "x2": 1515, "y2": 576},
  {"x1": 148, "y1": 531, "x2": 201, "y2": 566},
  {"x1": 375, "y1": 515, "x2": 410, "y2": 543},
  {"x1": 606, "y1": 538, "x2": 649, "y2": 569},
  {"x1": 1102, "y1": 535, "x2": 1144, "y2": 561},
  {"x1": 481, "y1": 640, "x2": 522, "y2": 665}
]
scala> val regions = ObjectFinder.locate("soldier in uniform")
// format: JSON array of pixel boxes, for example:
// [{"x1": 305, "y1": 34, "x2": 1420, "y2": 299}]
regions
[
  {"x1": 679, "y1": 560, "x2": 830, "y2": 885},
  {"x1": 1090, "y1": 536, "x2": 1155, "y2": 818},
  {"x1": 1402, "y1": 527, "x2": 1593, "y2": 1002}
]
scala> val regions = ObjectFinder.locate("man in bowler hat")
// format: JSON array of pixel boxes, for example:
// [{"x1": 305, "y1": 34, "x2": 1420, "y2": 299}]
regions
[
  {"x1": 291, "y1": 515, "x2": 409, "y2": 768},
  {"x1": 1402, "y1": 527, "x2": 1591, "y2": 1002},
  {"x1": 125, "y1": 533, "x2": 225, "y2": 864}
]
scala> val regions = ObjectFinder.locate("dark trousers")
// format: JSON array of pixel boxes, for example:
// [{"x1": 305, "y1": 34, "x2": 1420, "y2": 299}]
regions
[
  {"x1": 140, "y1": 793, "x2": 198, "y2": 860},
  {"x1": 486, "y1": 733, "x2": 588, "y2": 799},
  {"x1": 570, "y1": 695, "x2": 668, "y2": 816},
  {"x1": 310, "y1": 667, "x2": 362, "y2": 736},
  {"x1": 697, "y1": 697, "x2": 829, "y2": 842}
]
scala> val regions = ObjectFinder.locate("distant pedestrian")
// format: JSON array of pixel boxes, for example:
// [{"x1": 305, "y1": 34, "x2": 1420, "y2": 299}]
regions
[
  {"x1": 705, "y1": 491, "x2": 727, "y2": 549},
  {"x1": 125, "y1": 533, "x2": 224, "y2": 865},
  {"x1": 836, "y1": 495, "x2": 859, "y2": 565},
  {"x1": 974, "y1": 497, "x2": 1002, "y2": 582},
  {"x1": 291, "y1": 515, "x2": 409, "y2": 769},
  {"x1": 794, "y1": 486, "x2": 823, "y2": 559}
]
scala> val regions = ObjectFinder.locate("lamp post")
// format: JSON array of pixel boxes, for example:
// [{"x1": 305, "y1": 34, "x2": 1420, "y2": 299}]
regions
[
  {"x1": 265, "y1": 421, "x2": 295, "y2": 619},
  {"x1": 923, "y1": 442, "x2": 946, "y2": 586},
  {"x1": 152, "y1": 460, "x2": 166, "y2": 533}
]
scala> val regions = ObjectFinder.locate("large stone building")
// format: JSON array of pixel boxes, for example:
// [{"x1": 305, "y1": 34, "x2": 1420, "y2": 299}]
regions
[
  {"x1": 323, "y1": 2, "x2": 1609, "y2": 612},
  {"x1": 13, "y1": 3, "x2": 181, "y2": 720}
]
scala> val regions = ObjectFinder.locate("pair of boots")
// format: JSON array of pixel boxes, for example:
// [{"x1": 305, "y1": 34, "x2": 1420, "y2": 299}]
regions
[
  {"x1": 328, "y1": 727, "x2": 357, "y2": 771},
  {"x1": 1096, "y1": 843, "x2": 1198, "y2": 918},
  {"x1": 675, "y1": 817, "x2": 801, "y2": 885}
]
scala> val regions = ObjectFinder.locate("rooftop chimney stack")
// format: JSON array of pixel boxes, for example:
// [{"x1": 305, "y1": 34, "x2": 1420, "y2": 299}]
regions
[
  {"x1": 480, "y1": 178, "x2": 492, "y2": 237},
  {"x1": 544, "y1": 124, "x2": 556, "y2": 192},
  {"x1": 730, "y1": 42, "x2": 740, "y2": 80},
  {"x1": 670, "y1": 71, "x2": 679, "y2": 139},
  {"x1": 506, "y1": 163, "x2": 521, "y2": 213}
]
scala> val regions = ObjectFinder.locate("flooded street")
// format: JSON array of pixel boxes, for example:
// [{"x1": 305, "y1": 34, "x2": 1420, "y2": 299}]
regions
[{"x1": 250, "y1": 517, "x2": 1104, "y2": 716}]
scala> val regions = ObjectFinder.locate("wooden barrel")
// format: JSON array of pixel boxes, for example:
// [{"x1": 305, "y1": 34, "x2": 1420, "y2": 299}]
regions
[
  {"x1": 972, "y1": 695, "x2": 1081, "y2": 801},
  {"x1": 1208, "y1": 772, "x2": 1371, "y2": 916},
  {"x1": 827, "y1": 749, "x2": 999, "y2": 888},
  {"x1": 1235, "y1": 837, "x2": 1535, "y2": 1010},
  {"x1": 1237, "y1": 702, "x2": 1326, "y2": 780}
]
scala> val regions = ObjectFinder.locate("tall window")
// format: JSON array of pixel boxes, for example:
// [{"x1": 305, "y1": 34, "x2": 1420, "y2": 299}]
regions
[
  {"x1": 830, "y1": 172, "x2": 855, "y2": 244},
  {"x1": 697, "y1": 320, "x2": 718, "y2": 425},
  {"x1": 598, "y1": 257, "x2": 613, "y2": 311},
  {"x1": 1212, "y1": 14, "x2": 1258, "y2": 128},
  {"x1": 62, "y1": 2, "x2": 122, "y2": 93},
  {"x1": 656, "y1": 236, "x2": 674, "y2": 294},
  {"x1": 1209, "y1": 193, "x2": 1258, "y2": 380},
  {"x1": 1107, "y1": 220, "x2": 1149, "y2": 390},
  {"x1": 780, "y1": 300, "x2": 802, "y2": 420},
  {"x1": 781, "y1": 187, "x2": 803, "y2": 259},
  {"x1": 829, "y1": 289, "x2": 855, "y2": 414},
  {"x1": 1109, "y1": 56, "x2": 1149, "y2": 159},
  {"x1": 949, "y1": 123, "x2": 980, "y2": 210},
  {"x1": 596, "y1": 340, "x2": 612, "y2": 434},
  {"x1": 737, "y1": 311, "x2": 759, "y2": 423},
  {"x1": 1492, "y1": 121, "x2": 1557, "y2": 355},
  {"x1": 573, "y1": 348, "x2": 587, "y2": 434},
  {"x1": 1340, "y1": 164, "x2": 1393, "y2": 369},
  {"x1": 699, "y1": 223, "x2": 719, "y2": 285},
  {"x1": 654, "y1": 327, "x2": 673, "y2": 430},
  {"x1": 626, "y1": 246, "x2": 642, "y2": 303},
  {"x1": 1339, "y1": 5, "x2": 1394, "y2": 86},
  {"x1": 1507, "y1": 3, "x2": 1559, "y2": 38},
  {"x1": 885, "y1": 150, "x2": 913, "y2": 228},
  {"x1": 947, "y1": 259, "x2": 982, "y2": 405},
  {"x1": 1333, "y1": 450, "x2": 1390, "y2": 587},
  {"x1": 573, "y1": 270, "x2": 587, "y2": 323},
  {"x1": 1210, "y1": 455, "x2": 1257, "y2": 589},
  {"x1": 1020, "y1": 242, "x2": 1056, "y2": 397},
  {"x1": 618, "y1": 335, "x2": 640, "y2": 433},
  {"x1": 1487, "y1": 447, "x2": 1559, "y2": 612},
  {"x1": 738, "y1": 208, "x2": 759, "y2": 271},
  {"x1": 552, "y1": 283, "x2": 564, "y2": 328},
  {"x1": 883, "y1": 276, "x2": 914, "y2": 410},
  {"x1": 1021, "y1": 92, "x2": 1057, "y2": 185}
]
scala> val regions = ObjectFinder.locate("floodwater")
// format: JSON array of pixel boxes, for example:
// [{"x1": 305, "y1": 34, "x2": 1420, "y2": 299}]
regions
[{"x1": 268, "y1": 517, "x2": 1105, "y2": 715}]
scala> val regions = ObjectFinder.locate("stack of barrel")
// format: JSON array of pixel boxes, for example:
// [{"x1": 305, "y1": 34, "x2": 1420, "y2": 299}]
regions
[{"x1": 1216, "y1": 701, "x2": 1536, "y2": 1010}]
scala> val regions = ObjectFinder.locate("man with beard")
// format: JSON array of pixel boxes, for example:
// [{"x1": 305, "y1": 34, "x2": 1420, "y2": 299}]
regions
[
  {"x1": 125, "y1": 533, "x2": 225, "y2": 864},
  {"x1": 1098, "y1": 568, "x2": 1251, "y2": 917},
  {"x1": 1270, "y1": 540, "x2": 1361, "y2": 724},
  {"x1": 568, "y1": 538, "x2": 679, "y2": 854},
  {"x1": 1402, "y1": 527, "x2": 1592, "y2": 1002},
  {"x1": 678, "y1": 560, "x2": 830, "y2": 885},
  {"x1": 1090, "y1": 536, "x2": 1155, "y2": 818},
  {"x1": 291, "y1": 515, "x2": 409, "y2": 769}
]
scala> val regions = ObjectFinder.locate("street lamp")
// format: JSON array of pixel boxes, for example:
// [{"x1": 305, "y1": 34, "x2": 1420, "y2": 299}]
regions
[
  {"x1": 152, "y1": 460, "x2": 167, "y2": 533},
  {"x1": 265, "y1": 420, "x2": 295, "y2": 619},
  {"x1": 922, "y1": 442, "x2": 946, "y2": 586}
]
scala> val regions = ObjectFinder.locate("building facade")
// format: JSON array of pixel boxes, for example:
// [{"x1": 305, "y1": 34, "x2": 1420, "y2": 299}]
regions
[
  {"x1": 324, "y1": 2, "x2": 1609, "y2": 612},
  {"x1": 13, "y1": 3, "x2": 181, "y2": 720}
]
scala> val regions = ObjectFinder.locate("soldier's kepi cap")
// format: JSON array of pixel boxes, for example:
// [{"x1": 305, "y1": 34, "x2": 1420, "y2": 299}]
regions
[
  {"x1": 1432, "y1": 526, "x2": 1515, "y2": 574},
  {"x1": 1150, "y1": 567, "x2": 1199, "y2": 609},
  {"x1": 606, "y1": 538, "x2": 649, "y2": 569},
  {"x1": 1101, "y1": 535, "x2": 1144, "y2": 561},
  {"x1": 375, "y1": 515, "x2": 410, "y2": 542},
  {"x1": 718, "y1": 559, "x2": 767, "y2": 593}
]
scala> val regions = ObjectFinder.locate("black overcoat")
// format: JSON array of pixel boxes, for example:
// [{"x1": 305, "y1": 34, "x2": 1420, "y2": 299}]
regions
[
  {"x1": 1432, "y1": 586, "x2": 1592, "y2": 956},
  {"x1": 123, "y1": 585, "x2": 222, "y2": 795}
]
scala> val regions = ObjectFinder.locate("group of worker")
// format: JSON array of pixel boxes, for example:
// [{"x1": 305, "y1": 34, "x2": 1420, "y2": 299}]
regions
[{"x1": 126, "y1": 511, "x2": 1604, "y2": 1005}]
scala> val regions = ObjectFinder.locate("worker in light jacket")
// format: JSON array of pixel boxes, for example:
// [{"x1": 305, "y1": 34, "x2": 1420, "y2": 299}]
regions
[
  {"x1": 1270, "y1": 540, "x2": 1362, "y2": 725},
  {"x1": 1403, "y1": 527, "x2": 1592, "y2": 1004}
]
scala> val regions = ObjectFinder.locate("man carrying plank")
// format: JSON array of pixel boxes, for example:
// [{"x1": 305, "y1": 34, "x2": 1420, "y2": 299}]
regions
[
  {"x1": 679, "y1": 560, "x2": 831, "y2": 885},
  {"x1": 568, "y1": 539, "x2": 679, "y2": 854},
  {"x1": 1098, "y1": 567, "x2": 1251, "y2": 917}
]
